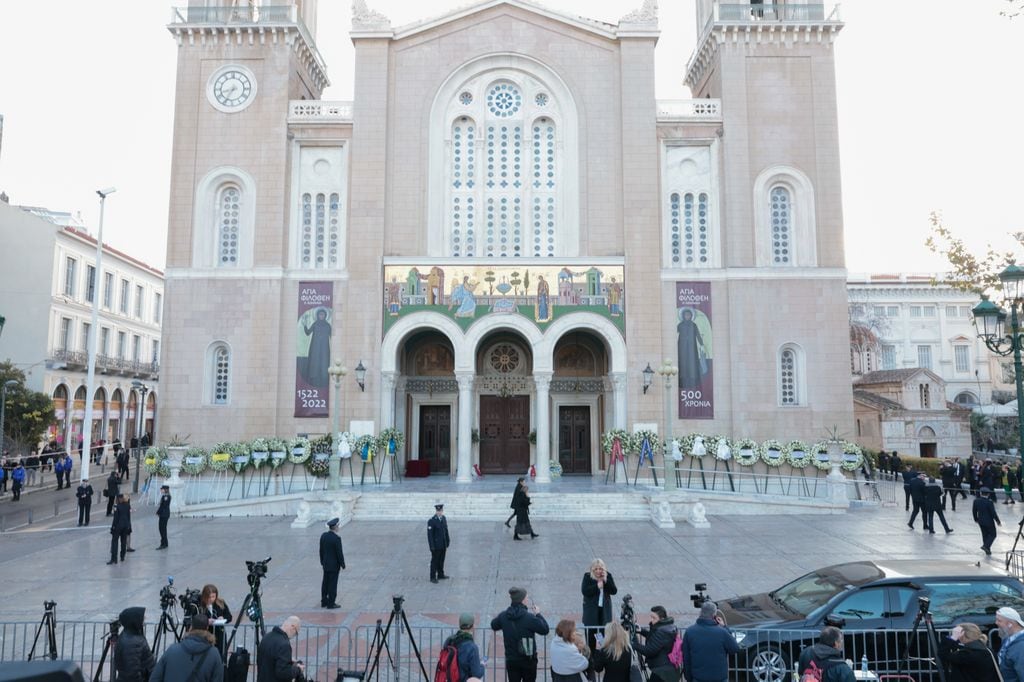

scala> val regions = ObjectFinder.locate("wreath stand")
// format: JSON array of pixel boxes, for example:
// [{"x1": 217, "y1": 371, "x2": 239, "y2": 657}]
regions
[
  {"x1": 227, "y1": 469, "x2": 246, "y2": 501},
  {"x1": 339, "y1": 455, "x2": 355, "y2": 487},
  {"x1": 286, "y1": 462, "x2": 311, "y2": 494},
  {"x1": 245, "y1": 464, "x2": 269, "y2": 498},
  {"x1": 384, "y1": 453, "x2": 402, "y2": 483},
  {"x1": 603, "y1": 438, "x2": 629, "y2": 485},
  {"x1": 360, "y1": 456, "x2": 378, "y2": 485},
  {"x1": 633, "y1": 438, "x2": 659, "y2": 487},
  {"x1": 686, "y1": 456, "x2": 709, "y2": 490},
  {"x1": 208, "y1": 469, "x2": 228, "y2": 503},
  {"x1": 184, "y1": 472, "x2": 203, "y2": 505}
]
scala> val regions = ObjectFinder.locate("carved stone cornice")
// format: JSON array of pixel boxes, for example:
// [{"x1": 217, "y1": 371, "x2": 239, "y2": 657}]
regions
[
  {"x1": 618, "y1": 0, "x2": 658, "y2": 26},
  {"x1": 351, "y1": 0, "x2": 391, "y2": 31}
]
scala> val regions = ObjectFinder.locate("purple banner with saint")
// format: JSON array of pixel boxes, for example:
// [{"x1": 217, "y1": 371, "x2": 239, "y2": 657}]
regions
[
  {"x1": 676, "y1": 282, "x2": 713, "y2": 419},
  {"x1": 295, "y1": 281, "x2": 333, "y2": 418}
]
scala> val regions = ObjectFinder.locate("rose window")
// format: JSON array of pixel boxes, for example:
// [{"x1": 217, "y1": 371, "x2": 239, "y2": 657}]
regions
[
  {"x1": 487, "y1": 83, "x2": 522, "y2": 117},
  {"x1": 489, "y1": 344, "x2": 521, "y2": 373}
]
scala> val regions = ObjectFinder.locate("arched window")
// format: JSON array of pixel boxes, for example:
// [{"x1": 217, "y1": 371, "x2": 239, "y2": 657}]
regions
[
  {"x1": 209, "y1": 343, "x2": 231, "y2": 405},
  {"x1": 954, "y1": 391, "x2": 979, "y2": 406},
  {"x1": 769, "y1": 186, "x2": 792, "y2": 265},
  {"x1": 662, "y1": 145, "x2": 718, "y2": 268},
  {"x1": 752, "y1": 165, "x2": 817, "y2": 267},
  {"x1": 294, "y1": 146, "x2": 346, "y2": 269},
  {"x1": 192, "y1": 167, "x2": 256, "y2": 269},
  {"x1": 216, "y1": 184, "x2": 241, "y2": 266},
  {"x1": 778, "y1": 343, "x2": 805, "y2": 406}
]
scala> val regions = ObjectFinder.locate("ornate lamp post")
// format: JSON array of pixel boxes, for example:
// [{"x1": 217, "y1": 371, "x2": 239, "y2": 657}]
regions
[
  {"x1": 658, "y1": 359, "x2": 678, "y2": 491},
  {"x1": 327, "y1": 360, "x2": 348, "y2": 490},
  {"x1": 0, "y1": 379, "x2": 19, "y2": 453},
  {"x1": 130, "y1": 380, "x2": 149, "y2": 492},
  {"x1": 973, "y1": 263, "x2": 1024, "y2": 466}
]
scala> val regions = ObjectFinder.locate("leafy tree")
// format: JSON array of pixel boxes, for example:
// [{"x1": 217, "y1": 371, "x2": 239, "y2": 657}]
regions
[
  {"x1": 0, "y1": 360, "x2": 55, "y2": 452},
  {"x1": 925, "y1": 212, "x2": 1020, "y2": 294},
  {"x1": 523, "y1": 269, "x2": 530, "y2": 293},
  {"x1": 510, "y1": 271, "x2": 522, "y2": 296},
  {"x1": 484, "y1": 270, "x2": 496, "y2": 296}
]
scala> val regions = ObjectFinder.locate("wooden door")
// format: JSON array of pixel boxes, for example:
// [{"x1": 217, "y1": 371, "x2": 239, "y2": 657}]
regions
[
  {"x1": 558, "y1": 406, "x2": 592, "y2": 474},
  {"x1": 479, "y1": 395, "x2": 530, "y2": 474},
  {"x1": 418, "y1": 405, "x2": 451, "y2": 473}
]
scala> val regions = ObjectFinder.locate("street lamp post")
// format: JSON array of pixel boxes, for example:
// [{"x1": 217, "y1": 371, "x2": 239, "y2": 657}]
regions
[
  {"x1": 131, "y1": 380, "x2": 148, "y2": 493},
  {"x1": 973, "y1": 263, "x2": 1024, "y2": 467},
  {"x1": 80, "y1": 187, "x2": 116, "y2": 481},
  {"x1": 327, "y1": 360, "x2": 348, "y2": 490},
  {"x1": 658, "y1": 359, "x2": 678, "y2": 491},
  {"x1": 0, "y1": 379, "x2": 19, "y2": 454}
]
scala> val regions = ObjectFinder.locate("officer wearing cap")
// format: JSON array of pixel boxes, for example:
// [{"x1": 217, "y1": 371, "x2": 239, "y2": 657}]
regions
[
  {"x1": 319, "y1": 517, "x2": 346, "y2": 609},
  {"x1": 427, "y1": 503, "x2": 450, "y2": 584}
]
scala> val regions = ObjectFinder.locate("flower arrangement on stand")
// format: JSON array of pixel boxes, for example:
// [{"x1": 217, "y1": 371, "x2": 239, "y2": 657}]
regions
[
  {"x1": 210, "y1": 443, "x2": 232, "y2": 472},
  {"x1": 706, "y1": 435, "x2": 732, "y2": 461},
  {"x1": 733, "y1": 439, "x2": 760, "y2": 466},
  {"x1": 268, "y1": 438, "x2": 288, "y2": 469},
  {"x1": 760, "y1": 439, "x2": 785, "y2": 467},
  {"x1": 307, "y1": 454, "x2": 330, "y2": 478},
  {"x1": 629, "y1": 429, "x2": 662, "y2": 464},
  {"x1": 182, "y1": 446, "x2": 208, "y2": 476},
  {"x1": 288, "y1": 437, "x2": 311, "y2": 464},
  {"x1": 784, "y1": 440, "x2": 811, "y2": 468},
  {"x1": 377, "y1": 429, "x2": 405, "y2": 457},
  {"x1": 810, "y1": 441, "x2": 832, "y2": 471},
  {"x1": 841, "y1": 441, "x2": 864, "y2": 471},
  {"x1": 144, "y1": 446, "x2": 171, "y2": 477},
  {"x1": 549, "y1": 460, "x2": 563, "y2": 478},
  {"x1": 600, "y1": 430, "x2": 630, "y2": 456},
  {"x1": 250, "y1": 438, "x2": 270, "y2": 470},
  {"x1": 229, "y1": 442, "x2": 251, "y2": 473},
  {"x1": 678, "y1": 433, "x2": 710, "y2": 458},
  {"x1": 353, "y1": 435, "x2": 376, "y2": 462}
]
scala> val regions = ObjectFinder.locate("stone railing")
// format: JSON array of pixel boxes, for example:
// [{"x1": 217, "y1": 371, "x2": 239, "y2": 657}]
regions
[
  {"x1": 714, "y1": 3, "x2": 840, "y2": 23},
  {"x1": 287, "y1": 100, "x2": 353, "y2": 124},
  {"x1": 655, "y1": 99, "x2": 722, "y2": 122},
  {"x1": 170, "y1": 4, "x2": 297, "y2": 25}
]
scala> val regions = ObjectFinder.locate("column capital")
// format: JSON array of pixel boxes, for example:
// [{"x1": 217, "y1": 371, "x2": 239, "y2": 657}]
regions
[
  {"x1": 610, "y1": 372, "x2": 627, "y2": 390},
  {"x1": 533, "y1": 371, "x2": 553, "y2": 391},
  {"x1": 456, "y1": 372, "x2": 475, "y2": 392},
  {"x1": 381, "y1": 371, "x2": 398, "y2": 391}
]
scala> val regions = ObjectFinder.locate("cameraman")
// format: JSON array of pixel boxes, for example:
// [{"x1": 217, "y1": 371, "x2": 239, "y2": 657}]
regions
[
  {"x1": 150, "y1": 613, "x2": 223, "y2": 682},
  {"x1": 632, "y1": 606, "x2": 680, "y2": 682},
  {"x1": 681, "y1": 602, "x2": 738, "y2": 682},
  {"x1": 199, "y1": 584, "x2": 233, "y2": 660},
  {"x1": 256, "y1": 616, "x2": 304, "y2": 682}
]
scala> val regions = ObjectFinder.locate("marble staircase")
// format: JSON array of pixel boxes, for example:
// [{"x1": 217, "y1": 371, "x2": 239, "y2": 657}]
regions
[{"x1": 350, "y1": 491, "x2": 653, "y2": 521}]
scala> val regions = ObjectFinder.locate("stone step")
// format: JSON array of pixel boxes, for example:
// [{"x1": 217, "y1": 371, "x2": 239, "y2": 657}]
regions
[{"x1": 350, "y1": 492, "x2": 652, "y2": 520}]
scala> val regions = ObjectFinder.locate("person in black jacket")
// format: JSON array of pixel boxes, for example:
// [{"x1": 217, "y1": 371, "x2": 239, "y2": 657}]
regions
[
  {"x1": 428, "y1": 503, "x2": 451, "y2": 583},
  {"x1": 907, "y1": 473, "x2": 927, "y2": 529},
  {"x1": 940, "y1": 459, "x2": 959, "y2": 511},
  {"x1": 981, "y1": 460, "x2": 999, "y2": 502},
  {"x1": 150, "y1": 613, "x2": 224, "y2": 682},
  {"x1": 105, "y1": 470, "x2": 119, "y2": 516},
  {"x1": 924, "y1": 477, "x2": 953, "y2": 534},
  {"x1": 632, "y1": 606, "x2": 680, "y2": 682},
  {"x1": 938, "y1": 622, "x2": 1001, "y2": 682},
  {"x1": 256, "y1": 616, "x2": 303, "y2": 682},
  {"x1": 199, "y1": 584, "x2": 233, "y2": 661},
  {"x1": 319, "y1": 517, "x2": 346, "y2": 608},
  {"x1": 108, "y1": 493, "x2": 131, "y2": 564},
  {"x1": 592, "y1": 622, "x2": 633, "y2": 682},
  {"x1": 901, "y1": 464, "x2": 917, "y2": 511},
  {"x1": 505, "y1": 477, "x2": 525, "y2": 528},
  {"x1": 156, "y1": 484, "x2": 171, "y2": 549},
  {"x1": 973, "y1": 488, "x2": 1002, "y2": 555},
  {"x1": 513, "y1": 485, "x2": 539, "y2": 540},
  {"x1": 682, "y1": 601, "x2": 738, "y2": 682},
  {"x1": 797, "y1": 627, "x2": 855, "y2": 682},
  {"x1": 581, "y1": 558, "x2": 618, "y2": 652},
  {"x1": 491, "y1": 586, "x2": 550, "y2": 682},
  {"x1": 114, "y1": 606, "x2": 155, "y2": 682},
  {"x1": 76, "y1": 477, "x2": 93, "y2": 526}
]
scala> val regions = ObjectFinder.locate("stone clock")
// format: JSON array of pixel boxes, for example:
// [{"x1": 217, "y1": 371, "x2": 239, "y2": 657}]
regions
[{"x1": 207, "y1": 65, "x2": 257, "y2": 113}]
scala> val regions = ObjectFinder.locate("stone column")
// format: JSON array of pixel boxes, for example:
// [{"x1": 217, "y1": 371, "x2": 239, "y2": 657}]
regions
[
  {"x1": 534, "y1": 372, "x2": 552, "y2": 484},
  {"x1": 379, "y1": 372, "x2": 397, "y2": 482},
  {"x1": 456, "y1": 373, "x2": 474, "y2": 483},
  {"x1": 611, "y1": 372, "x2": 627, "y2": 430}
]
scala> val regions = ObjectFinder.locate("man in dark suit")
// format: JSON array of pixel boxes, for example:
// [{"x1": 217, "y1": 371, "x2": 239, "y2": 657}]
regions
[
  {"x1": 319, "y1": 517, "x2": 346, "y2": 609},
  {"x1": 901, "y1": 464, "x2": 917, "y2": 511},
  {"x1": 155, "y1": 485, "x2": 171, "y2": 549},
  {"x1": 427, "y1": 503, "x2": 450, "y2": 584},
  {"x1": 105, "y1": 470, "x2": 119, "y2": 516},
  {"x1": 940, "y1": 459, "x2": 959, "y2": 511},
  {"x1": 923, "y1": 477, "x2": 952, "y2": 534},
  {"x1": 908, "y1": 473, "x2": 927, "y2": 530},
  {"x1": 973, "y1": 487, "x2": 1002, "y2": 555}
]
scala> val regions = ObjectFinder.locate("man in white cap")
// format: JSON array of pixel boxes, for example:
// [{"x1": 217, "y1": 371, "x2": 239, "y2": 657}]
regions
[
  {"x1": 319, "y1": 517, "x2": 346, "y2": 609},
  {"x1": 997, "y1": 606, "x2": 1024, "y2": 681}
]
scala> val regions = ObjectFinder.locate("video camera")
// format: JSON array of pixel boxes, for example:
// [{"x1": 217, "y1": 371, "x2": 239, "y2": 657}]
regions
[
  {"x1": 620, "y1": 594, "x2": 638, "y2": 636},
  {"x1": 690, "y1": 583, "x2": 710, "y2": 609},
  {"x1": 179, "y1": 588, "x2": 202, "y2": 616},
  {"x1": 392, "y1": 595, "x2": 405, "y2": 613},
  {"x1": 159, "y1": 577, "x2": 177, "y2": 609},
  {"x1": 43, "y1": 601, "x2": 56, "y2": 612},
  {"x1": 246, "y1": 557, "x2": 271, "y2": 586}
]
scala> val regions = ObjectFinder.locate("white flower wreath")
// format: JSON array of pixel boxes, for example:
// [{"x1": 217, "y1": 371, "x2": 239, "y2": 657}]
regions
[
  {"x1": 353, "y1": 434, "x2": 376, "y2": 462},
  {"x1": 267, "y1": 438, "x2": 288, "y2": 469},
  {"x1": 706, "y1": 435, "x2": 732, "y2": 461},
  {"x1": 181, "y1": 446, "x2": 208, "y2": 475},
  {"x1": 210, "y1": 443, "x2": 233, "y2": 472},
  {"x1": 760, "y1": 439, "x2": 786, "y2": 467},
  {"x1": 810, "y1": 441, "x2": 832, "y2": 471},
  {"x1": 733, "y1": 439, "x2": 760, "y2": 466},
  {"x1": 630, "y1": 430, "x2": 662, "y2": 459},
  {"x1": 784, "y1": 440, "x2": 811, "y2": 468},
  {"x1": 600, "y1": 429, "x2": 631, "y2": 456},
  {"x1": 678, "y1": 433, "x2": 709, "y2": 458},
  {"x1": 143, "y1": 446, "x2": 170, "y2": 477},
  {"x1": 288, "y1": 437, "x2": 311, "y2": 464},
  {"x1": 229, "y1": 442, "x2": 251, "y2": 473},
  {"x1": 377, "y1": 429, "x2": 405, "y2": 456},
  {"x1": 841, "y1": 441, "x2": 865, "y2": 472}
]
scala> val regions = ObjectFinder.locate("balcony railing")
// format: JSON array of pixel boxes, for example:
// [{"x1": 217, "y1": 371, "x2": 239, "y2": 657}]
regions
[
  {"x1": 656, "y1": 99, "x2": 722, "y2": 121},
  {"x1": 287, "y1": 100, "x2": 353, "y2": 124},
  {"x1": 48, "y1": 349, "x2": 159, "y2": 377},
  {"x1": 715, "y1": 3, "x2": 840, "y2": 23},
  {"x1": 170, "y1": 5, "x2": 297, "y2": 25}
]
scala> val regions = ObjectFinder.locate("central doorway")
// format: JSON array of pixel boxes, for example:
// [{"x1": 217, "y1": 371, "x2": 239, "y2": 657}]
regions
[
  {"x1": 419, "y1": 405, "x2": 452, "y2": 473},
  {"x1": 558, "y1": 406, "x2": 592, "y2": 474},
  {"x1": 479, "y1": 395, "x2": 530, "y2": 474}
]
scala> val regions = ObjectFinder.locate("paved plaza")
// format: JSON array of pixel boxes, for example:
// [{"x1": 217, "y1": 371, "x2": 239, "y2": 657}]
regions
[{"x1": 1, "y1": 490, "x2": 1020, "y2": 634}]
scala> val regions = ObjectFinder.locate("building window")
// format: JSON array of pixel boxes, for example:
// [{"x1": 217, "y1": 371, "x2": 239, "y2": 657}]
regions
[
  {"x1": 116, "y1": 331, "x2": 126, "y2": 360},
  {"x1": 64, "y1": 257, "x2": 77, "y2": 297},
  {"x1": 100, "y1": 327, "x2": 110, "y2": 356},
  {"x1": 59, "y1": 317, "x2": 71, "y2": 351},
  {"x1": 922, "y1": 306, "x2": 936, "y2": 317},
  {"x1": 85, "y1": 265, "x2": 96, "y2": 303},
  {"x1": 881, "y1": 345, "x2": 896, "y2": 370},
  {"x1": 135, "y1": 285, "x2": 144, "y2": 318},
  {"x1": 132, "y1": 335, "x2": 141, "y2": 362},
  {"x1": 917, "y1": 345, "x2": 932, "y2": 370},
  {"x1": 954, "y1": 344, "x2": 970, "y2": 373},
  {"x1": 919, "y1": 384, "x2": 931, "y2": 409},
  {"x1": 849, "y1": 305, "x2": 865, "y2": 318},
  {"x1": 81, "y1": 322, "x2": 91, "y2": 353},
  {"x1": 1003, "y1": 362, "x2": 1016, "y2": 384},
  {"x1": 910, "y1": 306, "x2": 922, "y2": 318},
  {"x1": 120, "y1": 279, "x2": 130, "y2": 314},
  {"x1": 887, "y1": 306, "x2": 899, "y2": 317},
  {"x1": 217, "y1": 184, "x2": 241, "y2": 266},
  {"x1": 154, "y1": 293, "x2": 162, "y2": 324},
  {"x1": 299, "y1": 192, "x2": 342, "y2": 268},
  {"x1": 945, "y1": 305, "x2": 958, "y2": 317},
  {"x1": 873, "y1": 306, "x2": 885, "y2": 317},
  {"x1": 954, "y1": 391, "x2": 978, "y2": 406},
  {"x1": 152, "y1": 339, "x2": 160, "y2": 364},
  {"x1": 103, "y1": 272, "x2": 113, "y2": 308},
  {"x1": 212, "y1": 344, "x2": 230, "y2": 405},
  {"x1": 769, "y1": 186, "x2": 792, "y2": 265},
  {"x1": 779, "y1": 344, "x2": 803, "y2": 406},
  {"x1": 960, "y1": 305, "x2": 972, "y2": 317}
]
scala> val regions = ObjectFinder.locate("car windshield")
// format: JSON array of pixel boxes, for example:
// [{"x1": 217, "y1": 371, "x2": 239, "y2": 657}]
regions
[{"x1": 772, "y1": 563, "x2": 884, "y2": 617}]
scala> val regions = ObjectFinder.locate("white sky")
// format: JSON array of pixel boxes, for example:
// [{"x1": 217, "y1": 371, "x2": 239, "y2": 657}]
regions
[{"x1": 0, "y1": 0, "x2": 1020, "y2": 273}]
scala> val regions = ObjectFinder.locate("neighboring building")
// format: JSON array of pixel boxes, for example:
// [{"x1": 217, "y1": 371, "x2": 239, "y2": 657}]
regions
[
  {"x1": 853, "y1": 369, "x2": 972, "y2": 459},
  {"x1": 848, "y1": 273, "x2": 992, "y2": 407},
  {"x1": 159, "y1": 0, "x2": 853, "y2": 481},
  {"x1": 0, "y1": 201, "x2": 163, "y2": 449}
]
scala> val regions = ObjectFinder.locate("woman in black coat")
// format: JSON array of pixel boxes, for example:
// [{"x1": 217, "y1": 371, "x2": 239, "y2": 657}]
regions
[
  {"x1": 592, "y1": 622, "x2": 633, "y2": 682},
  {"x1": 938, "y1": 623, "x2": 1000, "y2": 682},
  {"x1": 581, "y1": 558, "x2": 618, "y2": 650},
  {"x1": 199, "y1": 583, "x2": 233, "y2": 660},
  {"x1": 505, "y1": 477, "x2": 525, "y2": 528},
  {"x1": 513, "y1": 485, "x2": 538, "y2": 540},
  {"x1": 114, "y1": 607, "x2": 155, "y2": 682}
]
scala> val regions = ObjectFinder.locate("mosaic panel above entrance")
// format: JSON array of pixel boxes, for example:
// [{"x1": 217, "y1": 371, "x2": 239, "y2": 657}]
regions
[{"x1": 383, "y1": 262, "x2": 625, "y2": 334}]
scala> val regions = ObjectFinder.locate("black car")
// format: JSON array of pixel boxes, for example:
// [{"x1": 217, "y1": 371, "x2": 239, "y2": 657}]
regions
[{"x1": 717, "y1": 560, "x2": 1024, "y2": 682}]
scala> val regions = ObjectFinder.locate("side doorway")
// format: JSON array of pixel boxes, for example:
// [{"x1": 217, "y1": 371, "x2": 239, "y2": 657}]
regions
[
  {"x1": 557, "y1": 406, "x2": 591, "y2": 474},
  {"x1": 418, "y1": 405, "x2": 451, "y2": 474}
]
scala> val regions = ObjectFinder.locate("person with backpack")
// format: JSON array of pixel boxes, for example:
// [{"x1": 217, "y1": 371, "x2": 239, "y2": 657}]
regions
[
  {"x1": 632, "y1": 606, "x2": 681, "y2": 682},
  {"x1": 490, "y1": 587, "x2": 549, "y2": 682},
  {"x1": 797, "y1": 626, "x2": 855, "y2": 682},
  {"x1": 438, "y1": 613, "x2": 485, "y2": 682},
  {"x1": 681, "y1": 601, "x2": 738, "y2": 682},
  {"x1": 149, "y1": 612, "x2": 224, "y2": 682}
]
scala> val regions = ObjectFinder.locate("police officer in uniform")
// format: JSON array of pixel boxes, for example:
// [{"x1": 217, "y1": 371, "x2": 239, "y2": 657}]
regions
[
  {"x1": 319, "y1": 517, "x2": 346, "y2": 609},
  {"x1": 427, "y1": 503, "x2": 450, "y2": 584},
  {"x1": 155, "y1": 484, "x2": 171, "y2": 549},
  {"x1": 76, "y1": 477, "x2": 94, "y2": 526}
]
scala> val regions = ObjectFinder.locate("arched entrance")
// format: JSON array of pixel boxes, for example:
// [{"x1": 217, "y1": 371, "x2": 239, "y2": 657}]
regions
[
  {"x1": 109, "y1": 388, "x2": 124, "y2": 443},
  {"x1": 126, "y1": 391, "x2": 138, "y2": 445},
  {"x1": 476, "y1": 333, "x2": 534, "y2": 474},
  {"x1": 551, "y1": 331, "x2": 608, "y2": 474},
  {"x1": 71, "y1": 386, "x2": 87, "y2": 451},
  {"x1": 401, "y1": 331, "x2": 456, "y2": 474},
  {"x1": 51, "y1": 385, "x2": 70, "y2": 445},
  {"x1": 92, "y1": 387, "x2": 107, "y2": 445},
  {"x1": 145, "y1": 392, "x2": 157, "y2": 441},
  {"x1": 918, "y1": 425, "x2": 937, "y2": 458}
]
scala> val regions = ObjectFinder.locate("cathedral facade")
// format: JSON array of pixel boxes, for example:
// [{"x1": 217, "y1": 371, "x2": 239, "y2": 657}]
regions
[{"x1": 160, "y1": 0, "x2": 852, "y2": 482}]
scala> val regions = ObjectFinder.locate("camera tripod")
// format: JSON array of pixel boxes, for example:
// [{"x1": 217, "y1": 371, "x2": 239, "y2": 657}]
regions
[
  {"x1": 27, "y1": 601, "x2": 58, "y2": 661},
  {"x1": 896, "y1": 601, "x2": 946, "y2": 682},
  {"x1": 364, "y1": 596, "x2": 429, "y2": 682},
  {"x1": 1005, "y1": 514, "x2": 1024, "y2": 571},
  {"x1": 152, "y1": 599, "x2": 182, "y2": 653},
  {"x1": 619, "y1": 595, "x2": 649, "y2": 682},
  {"x1": 93, "y1": 621, "x2": 120, "y2": 682},
  {"x1": 224, "y1": 572, "x2": 267, "y2": 654}
]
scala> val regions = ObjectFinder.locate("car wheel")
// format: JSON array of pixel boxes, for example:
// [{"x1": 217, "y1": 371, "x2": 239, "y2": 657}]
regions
[{"x1": 748, "y1": 645, "x2": 789, "y2": 682}]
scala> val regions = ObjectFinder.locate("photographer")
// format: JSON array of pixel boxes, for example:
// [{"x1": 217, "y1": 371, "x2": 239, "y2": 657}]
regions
[
  {"x1": 199, "y1": 584, "x2": 233, "y2": 660},
  {"x1": 938, "y1": 622, "x2": 999, "y2": 682},
  {"x1": 797, "y1": 626, "x2": 854, "y2": 682},
  {"x1": 256, "y1": 616, "x2": 303, "y2": 682},
  {"x1": 632, "y1": 606, "x2": 680, "y2": 682},
  {"x1": 490, "y1": 587, "x2": 549, "y2": 682},
  {"x1": 150, "y1": 613, "x2": 224, "y2": 682},
  {"x1": 113, "y1": 607, "x2": 155, "y2": 682},
  {"x1": 682, "y1": 602, "x2": 738, "y2": 682}
]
